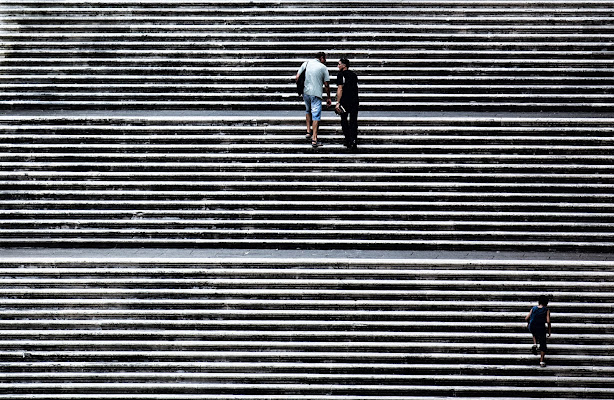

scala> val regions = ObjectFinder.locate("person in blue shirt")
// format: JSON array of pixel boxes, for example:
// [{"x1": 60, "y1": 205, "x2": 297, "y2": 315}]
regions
[{"x1": 525, "y1": 295, "x2": 552, "y2": 367}]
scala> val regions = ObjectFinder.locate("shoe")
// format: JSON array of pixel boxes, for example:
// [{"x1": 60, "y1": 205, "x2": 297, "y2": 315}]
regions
[
  {"x1": 531, "y1": 345, "x2": 537, "y2": 355},
  {"x1": 540, "y1": 361, "x2": 546, "y2": 368},
  {"x1": 311, "y1": 140, "x2": 322, "y2": 148},
  {"x1": 305, "y1": 131, "x2": 312, "y2": 139}
]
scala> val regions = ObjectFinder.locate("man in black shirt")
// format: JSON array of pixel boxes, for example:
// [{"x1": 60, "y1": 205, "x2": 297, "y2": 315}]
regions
[{"x1": 335, "y1": 57, "x2": 359, "y2": 151}]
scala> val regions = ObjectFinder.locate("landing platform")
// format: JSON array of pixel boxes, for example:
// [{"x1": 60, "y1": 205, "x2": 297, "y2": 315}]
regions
[{"x1": 3, "y1": 247, "x2": 614, "y2": 262}]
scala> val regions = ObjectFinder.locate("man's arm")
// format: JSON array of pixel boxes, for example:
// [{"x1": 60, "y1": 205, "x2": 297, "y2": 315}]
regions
[
  {"x1": 336, "y1": 83, "x2": 344, "y2": 112},
  {"x1": 546, "y1": 310, "x2": 551, "y2": 337},
  {"x1": 324, "y1": 82, "x2": 332, "y2": 106},
  {"x1": 525, "y1": 309, "x2": 532, "y2": 322},
  {"x1": 296, "y1": 63, "x2": 306, "y2": 82}
]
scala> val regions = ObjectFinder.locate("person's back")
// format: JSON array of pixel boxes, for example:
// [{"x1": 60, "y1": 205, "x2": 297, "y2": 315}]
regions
[
  {"x1": 528, "y1": 305, "x2": 548, "y2": 333},
  {"x1": 301, "y1": 60, "x2": 330, "y2": 98},
  {"x1": 338, "y1": 69, "x2": 359, "y2": 108}
]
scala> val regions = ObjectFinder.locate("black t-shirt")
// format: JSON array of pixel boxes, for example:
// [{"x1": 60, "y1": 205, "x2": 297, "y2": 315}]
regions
[{"x1": 336, "y1": 70, "x2": 359, "y2": 107}]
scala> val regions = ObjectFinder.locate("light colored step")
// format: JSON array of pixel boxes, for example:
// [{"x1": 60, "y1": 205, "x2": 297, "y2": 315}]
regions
[{"x1": 0, "y1": 238, "x2": 612, "y2": 249}]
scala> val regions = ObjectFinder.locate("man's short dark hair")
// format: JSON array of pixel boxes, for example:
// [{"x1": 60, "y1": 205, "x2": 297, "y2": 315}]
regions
[
  {"x1": 316, "y1": 52, "x2": 326, "y2": 60},
  {"x1": 339, "y1": 57, "x2": 350, "y2": 68},
  {"x1": 538, "y1": 295, "x2": 549, "y2": 306}
]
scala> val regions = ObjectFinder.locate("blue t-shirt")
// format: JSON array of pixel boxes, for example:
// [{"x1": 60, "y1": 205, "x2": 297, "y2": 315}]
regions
[{"x1": 529, "y1": 306, "x2": 548, "y2": 333}]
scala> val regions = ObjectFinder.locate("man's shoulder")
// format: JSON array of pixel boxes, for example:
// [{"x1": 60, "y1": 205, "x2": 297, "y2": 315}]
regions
[
  {"x1": 343, "y1": 70, "x2": 358, "y2": 85},
  {"x1": 305, "y1": 60, "x2": 325, "y2": 72},
  {"x1": 339, "y1": 69, "x2": 356, "y2": 78}
]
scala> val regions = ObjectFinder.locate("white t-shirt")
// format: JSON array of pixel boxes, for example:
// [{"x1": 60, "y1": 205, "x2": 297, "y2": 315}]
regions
[{"x1": 298, "y1": 59, "x2": 330, "y2": 98}]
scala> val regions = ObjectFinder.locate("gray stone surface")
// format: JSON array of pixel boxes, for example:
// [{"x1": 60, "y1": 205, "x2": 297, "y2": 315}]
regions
[
  {"x1": 3, "y1": 247, "x2": 614, "y2": 261},
  {"x1": 2, "y1": 109, "x2": 614, "y2": 119}
]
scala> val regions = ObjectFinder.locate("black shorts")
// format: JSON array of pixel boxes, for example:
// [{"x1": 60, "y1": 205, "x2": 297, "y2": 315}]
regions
[{"x1": 533, "y1": 329, "x2": 548, "y2": 352}]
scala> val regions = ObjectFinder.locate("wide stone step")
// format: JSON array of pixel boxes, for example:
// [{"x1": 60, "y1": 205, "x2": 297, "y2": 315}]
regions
[
  {"x1": 1, "y1": 210, "x2": 613, "y2": 223},
  {"x1": 3, "y1": 30, "x2": 614, "y2": 38},
  {"x1": 3, "y1": 77, "x2": 612, "y2": 86},
  {"x1": 2, "y1": 116, "x2": 613, "y2": 127},
  {"x1": 3, "y1": 133, "x2": 614, "y2": 144},
  {"x1": 1, "y1": 238, "x2": 612, "y2": 250},
  {"x1": 2, "y1": 202, "x2": 611, "y2": 216},
  {"x1": 1, "y1": 227, "x2": 613, "y2": 242},
  {"x1": 3, "y1": 93, "x2": 614, "y2": 102},
  {"x1": 3, "y1": 84, "x2": 614, "y2": 96},
  {"x1": 5, "y1": 22, "x2": 614, "y2": 31},
  {"x1": 5, "y1": 101, "x2": 614, "y2": 111},
  {"x1": 4, "y1": 50, "x2": 612, "y2": 60},
  {"x1": 5, "y1": 40, "x2": 610, "y2": 50},
  {"x1": 4, "y1": 59, "x2": 614, "y2": 68},
  {"x1": 3, "y1": 121, "x2": 614, "y2": 133},
  {"x1": 0, "y1": 383, "x2": 611, "y2": 397},
  {"x1": 3, "y1": 0, "x2": 612, "y2": 14},
  {"x1": 4, "y1": 21, "x2": 613, "y2": 31},
  {"x1": 3, "y1": 164, "x2": 614, "y2": 176},
  {"x1": 3, "y1": 93, "x2": 613, "y2": 111},
  {"x1": 2, "y1": 219, "x2": 612, "y2": 231}
]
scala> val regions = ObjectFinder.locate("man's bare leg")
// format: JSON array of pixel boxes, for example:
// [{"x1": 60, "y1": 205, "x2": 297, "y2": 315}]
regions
[
  {"x1": 305, "y1": 113, "x2": 312, "y2": 136},
  {"x1": 312, "y1": 120, "x2": 320, "y2": 142}
]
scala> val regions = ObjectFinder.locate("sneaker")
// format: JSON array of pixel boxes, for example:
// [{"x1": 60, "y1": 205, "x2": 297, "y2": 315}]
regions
[{"x1": 540, "y1": 361, "x2": 546, "y2": 368}]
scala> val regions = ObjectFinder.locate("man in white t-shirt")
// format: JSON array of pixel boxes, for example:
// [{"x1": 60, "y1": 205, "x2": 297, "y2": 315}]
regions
[{"x1": 296, "y1": 52, "x2": 332, "y2": 147}]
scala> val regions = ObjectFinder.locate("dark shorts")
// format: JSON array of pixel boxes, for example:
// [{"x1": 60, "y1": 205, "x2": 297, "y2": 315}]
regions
[{"x1": 531, "y1": 327, "x2": 548, "y2": 352}]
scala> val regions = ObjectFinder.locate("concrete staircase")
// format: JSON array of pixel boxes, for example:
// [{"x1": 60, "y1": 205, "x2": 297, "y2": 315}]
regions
[
  {"x1": 2, "y1": 1, "x2": 614, "y2": 398},
  {"x1": 1, "y1": 0, "x2": 614, "y2": 111},
  {"x1": 2, "y1": 115, "x2": 614, "y2": 250},
  {"x1": 0, "y1": 257, "x2": 612, "y2": 399}
]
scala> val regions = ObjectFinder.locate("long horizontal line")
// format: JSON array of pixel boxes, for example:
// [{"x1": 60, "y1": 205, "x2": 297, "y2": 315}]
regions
[
  {"x1": 0, "y1": 298, "x2": 607, "y2": 307},
  {"x1": 5, "y1": 24, "x2": 614, "y2": 30},
  {"x1": 1, "y1": 219, "x2": 611, "y2": 228},
  {"x1": 1, "y1": 189, "x2": 610, "y2": 198},
  {"x1": 3, "y1": 75, "x2": 611, "y2": 82},
  {"x1": 0, "y1": 288, "x2": 608, "y2": 298},
  {"x1": 5, "y1": 66, "x2": 614, "y2": 72},
  {"x1": 3, "y1": 40, "x2": 611, "y2": 45},
  {"x1": 2, "y1": 238, "x2": 612, "y2": 247},
  {"x1": 5, "y1": 49, "x2": 610, "y2": 56},
  {"x1": 6, "y1": 17, "x2": 614, "y2": 22},
  {"x1": 4, "y1": 102, "x2": 613, "y2": 108},
  {"x1": 5, "y1": 94, "x2": 614, "y2": 100},
  {"x1": 2, "y1": 199, "x2": 611, "y2": 206}
]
